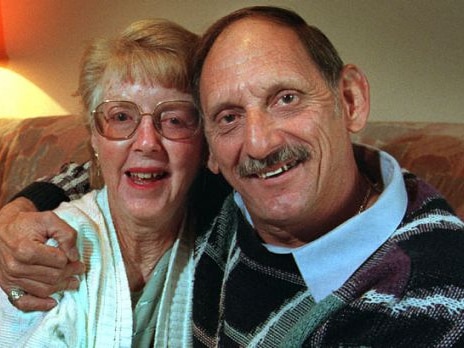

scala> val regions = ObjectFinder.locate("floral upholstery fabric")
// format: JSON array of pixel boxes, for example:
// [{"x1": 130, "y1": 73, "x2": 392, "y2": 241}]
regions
[
  {"x1": 0, "y1": 116, "x2": 463, "y2": 219},
  {"x1": 352, "y1": 122, "x2": 464, "y2": 219},
  {"x1": 0, "y1": 115, "x2": 91, "y2": 206}
]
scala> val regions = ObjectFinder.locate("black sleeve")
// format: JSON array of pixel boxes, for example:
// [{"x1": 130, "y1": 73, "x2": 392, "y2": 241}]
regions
[
  {"x1": 9, "y1": 161, "x2": 92, "y2": 211},
  {"x1": 10, "y1": 182, "x2": 70, "y2": 211}
]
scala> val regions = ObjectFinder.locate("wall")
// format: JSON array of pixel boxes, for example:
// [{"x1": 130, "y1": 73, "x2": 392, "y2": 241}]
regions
[{"x1": 1, "y1": 0, "x2": 463, "y2": 122}]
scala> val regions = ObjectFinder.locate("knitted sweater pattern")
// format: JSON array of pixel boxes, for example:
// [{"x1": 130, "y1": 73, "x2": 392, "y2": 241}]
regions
[{"x1": 192, "y1": 172, "x2": 464, "y2": 347}]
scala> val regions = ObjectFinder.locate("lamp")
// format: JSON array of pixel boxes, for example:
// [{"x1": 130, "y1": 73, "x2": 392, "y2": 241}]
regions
[
  {"x1": 0, "y1": 2, "x2": 69, "y2": 118},
  {"x1": 0, "y1": 2, "x2": 8, "y2": 64}
]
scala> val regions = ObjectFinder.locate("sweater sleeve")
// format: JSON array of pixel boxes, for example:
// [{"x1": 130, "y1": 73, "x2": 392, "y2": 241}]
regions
[{"x1": 10, "y1": 161, "x2": 92, "y2": 211}]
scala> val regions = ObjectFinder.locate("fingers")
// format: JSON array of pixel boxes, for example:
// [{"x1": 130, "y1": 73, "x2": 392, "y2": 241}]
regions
[
  {"x1": 0, "y1": 201, "x2": 84, "y2": 311},
  {"x1": 2, "y1": 270, "x2": 82, "y2": 312},
  {"x1": 2, "y1": 261, "x2": 83, "y2": 295},
  {"x1": 0, "y1": 211, "x2": 71, "y2": 268},
  {"x1": 5, "y1": 232, "x2": 69, "y2": 269},
  {"x1": 42, "y1": 212, "x2": 80, "y2": 262},
  {"x1": 10, "y1": 293, "x2": 57, "y2": 312},
  {"x1": 14, "y1": 211, "x2": 80, "y2": 266},
  {"x1": 5, "y1": 276, "x2": 81, "y2": 312}
]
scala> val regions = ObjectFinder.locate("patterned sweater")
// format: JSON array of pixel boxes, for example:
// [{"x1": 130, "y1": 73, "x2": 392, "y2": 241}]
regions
[
  {"x1": 13, "y1": 150, "x2": 464, "y2": 347},
  {"x1": 192, "y1": 173, "x2": 464, "y2": 347}
]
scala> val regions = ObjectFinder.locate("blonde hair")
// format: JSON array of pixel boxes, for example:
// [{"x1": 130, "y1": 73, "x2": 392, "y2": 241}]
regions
[
  {"x1": 78, "y1": 19, "x2": 198, "y2": 188},
  {"x1": 78, "y1": 18, "x2": 198, "y2": 122}
]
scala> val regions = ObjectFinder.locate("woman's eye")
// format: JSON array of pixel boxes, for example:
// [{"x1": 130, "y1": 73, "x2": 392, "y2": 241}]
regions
[
  {"x1": 109, "y1": 111, "x2": 132, "y2": 122},
  {"x1": 115, "y1": 112, "x2": 129, "y2": 121},
  {"x1": 167, "y1": 117, "x2": 181, "y2": 125}
]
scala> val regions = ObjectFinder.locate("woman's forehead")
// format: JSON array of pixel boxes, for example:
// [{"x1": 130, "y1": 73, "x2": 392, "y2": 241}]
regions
[{"x1": 102, "y1": 80, "x2": 193, "y2": 102}]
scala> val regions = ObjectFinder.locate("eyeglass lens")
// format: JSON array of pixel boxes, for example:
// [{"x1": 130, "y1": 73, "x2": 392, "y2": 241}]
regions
[{"x1": 93, "y1": 100, "x2": 200, "y2": 140}]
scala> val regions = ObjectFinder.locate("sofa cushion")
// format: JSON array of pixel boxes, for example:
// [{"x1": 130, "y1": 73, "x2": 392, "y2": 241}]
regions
[{"x1": 0, "y1": 115, "x2": 92, "y2": 206}]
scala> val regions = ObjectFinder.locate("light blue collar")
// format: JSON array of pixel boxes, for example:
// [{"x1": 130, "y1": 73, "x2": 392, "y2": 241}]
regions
[{"x1": 234, "y1": 149, "x2": 407, "y2": 302}]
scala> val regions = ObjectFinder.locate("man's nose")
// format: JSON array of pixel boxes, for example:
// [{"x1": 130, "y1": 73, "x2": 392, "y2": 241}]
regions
[{"x1": 243, "y1": 108, "x2": 284, "y2": 159}]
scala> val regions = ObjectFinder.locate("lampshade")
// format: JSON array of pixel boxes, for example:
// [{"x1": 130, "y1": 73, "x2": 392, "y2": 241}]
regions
[{"x1": 0, "y1": 2, "x2": 8, "y2": 63}]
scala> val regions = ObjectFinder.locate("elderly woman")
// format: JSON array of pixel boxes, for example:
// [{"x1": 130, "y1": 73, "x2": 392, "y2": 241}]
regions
[{"x1": 0, "y1": 19, "x2": 206, "y2": 346}]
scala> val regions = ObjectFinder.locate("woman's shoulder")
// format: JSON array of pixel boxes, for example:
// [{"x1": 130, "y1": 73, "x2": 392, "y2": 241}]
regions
[
  {"x1": 53, "y1": 189, "x2": 108, "y2": 241},
  {"x1": 55, "y1": 190, "x2": 99, "y2": 219}
]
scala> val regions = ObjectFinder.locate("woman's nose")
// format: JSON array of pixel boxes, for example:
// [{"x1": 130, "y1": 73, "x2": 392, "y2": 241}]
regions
[{"x1": 132, "y1": 115, "x2": 162, "y2": 152}]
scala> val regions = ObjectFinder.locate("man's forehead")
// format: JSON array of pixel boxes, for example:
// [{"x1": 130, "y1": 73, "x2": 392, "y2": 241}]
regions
[
  {"x1": 203, "y1": 18, "x2": 307, "y2": 73},
  {"x1": 202, "y1": 19, "x2": 317, "y2": 81},
  {"x1": 198, "y1": 17, "x2": 327, "y2": 112},
  {"x1": 211, "y1": 18, "x2": 293, "y2": 51}
]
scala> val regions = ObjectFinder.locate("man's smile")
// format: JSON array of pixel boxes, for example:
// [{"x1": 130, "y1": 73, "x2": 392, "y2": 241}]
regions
[{"x1": 256, "y1": 159, "x2": 300, "y2": 179}]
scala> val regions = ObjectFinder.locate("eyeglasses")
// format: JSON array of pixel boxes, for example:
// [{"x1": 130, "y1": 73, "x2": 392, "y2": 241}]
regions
[{"x1": 91, "y1": 100, "x2": 201, "y2": 141}]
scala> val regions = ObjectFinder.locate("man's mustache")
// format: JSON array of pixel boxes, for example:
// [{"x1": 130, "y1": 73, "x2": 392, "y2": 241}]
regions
[{"x1": 237, "y1": 145, "x2": 310, "y2": 177}]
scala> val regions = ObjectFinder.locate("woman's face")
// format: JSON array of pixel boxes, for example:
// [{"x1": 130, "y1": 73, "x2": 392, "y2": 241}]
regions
[{"x1": 91, "y1": 80, "x2": 204, "y2": 226}]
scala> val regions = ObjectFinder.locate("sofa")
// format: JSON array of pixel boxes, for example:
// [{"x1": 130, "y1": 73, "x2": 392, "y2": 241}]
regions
[{"x1": 0, "y1": 115, "x2": 463, "y2": 219}]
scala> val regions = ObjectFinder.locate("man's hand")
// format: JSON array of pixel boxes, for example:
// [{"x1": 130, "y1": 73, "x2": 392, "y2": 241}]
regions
[{"x1": 0, "y1": 197, "x2": 85, "y2": 312}]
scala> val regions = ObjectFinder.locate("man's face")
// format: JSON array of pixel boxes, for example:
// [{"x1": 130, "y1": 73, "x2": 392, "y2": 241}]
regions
[{"x1": 199, "y1": 18, "x2": 362, "y2": 242}]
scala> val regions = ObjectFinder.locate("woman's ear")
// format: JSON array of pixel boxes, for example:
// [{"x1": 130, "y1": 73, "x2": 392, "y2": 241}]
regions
[
  {"x1": 89, "y1": 133, "x2": 104, "y2": 188},
  {"x1": 207, "y1": 152, "x2": 220, "y2": 174},
  {"x1": 339, "y1": 64, "x2": 370, "y2": 134}
]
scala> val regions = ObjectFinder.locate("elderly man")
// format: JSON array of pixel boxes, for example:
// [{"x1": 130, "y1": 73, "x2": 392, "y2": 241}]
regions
[
  {"x1": 190, "y1": 6, "x2": 464, "y2": 346},
  {"x1": 1, "y1": 6, "x2": 463, "y2": 347}
]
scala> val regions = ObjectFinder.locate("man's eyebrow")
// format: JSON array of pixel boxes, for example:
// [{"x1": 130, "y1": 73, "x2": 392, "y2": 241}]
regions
[
  {"x1": 205, "y1": 101, "x2": 241, "y2": 120},
  {"x1": 261, "y1": 80, "x2": 309, "y2": 102}
]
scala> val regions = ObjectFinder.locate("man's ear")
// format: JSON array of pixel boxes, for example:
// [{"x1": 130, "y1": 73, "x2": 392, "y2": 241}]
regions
[
  {"x1": 339, "y1": 64, "x2": 370, "y2": 133},
  {"x1": 207, "y1": 152, "x2": 220, "y2": 174}
]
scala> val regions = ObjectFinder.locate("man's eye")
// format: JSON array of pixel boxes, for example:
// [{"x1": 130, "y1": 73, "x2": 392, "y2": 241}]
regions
[
  {"x1": 279, "y1": 94, "x2": 297, "y2": 105},
  {"x1": 223, "y1": 114, "x2": 237, "y2": 124},
  {"x1": 218, "y1": 113, "x2": 237, "y2": 125},
  {"x1": 210, "y1": 111, "x2": 242, "y2": 135}
]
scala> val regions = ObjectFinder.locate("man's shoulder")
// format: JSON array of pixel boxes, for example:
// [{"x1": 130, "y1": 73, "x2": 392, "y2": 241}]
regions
[
  {"x1": 397, "y1": 172, "x2": 464, "y2": 253},
  {"x1": 392, "y1": 180, "x2": 464, "y2": 288},
  {"x1": 402, "y1": 171, "x2": 462, "y2": 223},
  {"x1": 196, "y1": 193, "x2": 238, "y2": 240}
]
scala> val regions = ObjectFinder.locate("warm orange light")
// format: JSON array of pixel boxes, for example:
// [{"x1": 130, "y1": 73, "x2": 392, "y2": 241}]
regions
[
  {"x1": 0, "y1": 67, "x2": 69, "y2": 118},
  {"x1": 0, "y1": 1, "x2": 8, "y2": 63}
]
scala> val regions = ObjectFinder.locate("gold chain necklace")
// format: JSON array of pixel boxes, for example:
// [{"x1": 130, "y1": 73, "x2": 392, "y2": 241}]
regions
[{"x1": 358, "y1": 173, "x2": 377, "y2": 214}]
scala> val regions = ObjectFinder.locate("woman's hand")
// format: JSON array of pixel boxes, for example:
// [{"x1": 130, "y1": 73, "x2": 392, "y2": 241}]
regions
[{"x1": 0, "y1": 198, "x2": 85, "y2": 312}]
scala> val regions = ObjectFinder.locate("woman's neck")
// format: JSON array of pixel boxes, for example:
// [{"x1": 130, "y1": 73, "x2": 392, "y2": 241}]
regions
[{"x1": 112, "y1": 210, "x2": 185, "y2": 291}]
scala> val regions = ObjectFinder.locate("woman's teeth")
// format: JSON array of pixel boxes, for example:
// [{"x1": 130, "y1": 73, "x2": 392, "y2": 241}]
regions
[{"x1": 127, "y1": 172, "x2": 166, "y2": 181}]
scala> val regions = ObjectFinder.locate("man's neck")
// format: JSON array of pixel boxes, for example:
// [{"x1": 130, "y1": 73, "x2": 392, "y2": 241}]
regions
[{"x1": 238, "y1": 165, "x2": 381, "y2": 248}]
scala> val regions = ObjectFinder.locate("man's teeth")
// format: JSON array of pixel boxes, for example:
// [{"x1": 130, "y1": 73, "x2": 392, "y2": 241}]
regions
[{"x1": 257, "y1": 161, "x2": 297, "y2": 179}]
